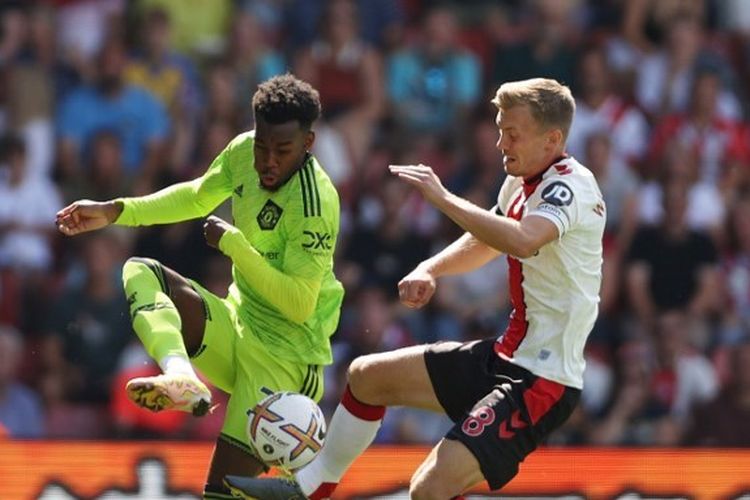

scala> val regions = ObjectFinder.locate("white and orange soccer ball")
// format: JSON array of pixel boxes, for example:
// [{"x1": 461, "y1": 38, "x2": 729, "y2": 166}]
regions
[{"x1": 246, "y1": 391, "x2": 327, "y2": 471}]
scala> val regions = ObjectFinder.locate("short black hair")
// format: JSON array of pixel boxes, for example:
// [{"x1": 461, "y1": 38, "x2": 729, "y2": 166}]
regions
[{"x1": 252, "y1": 74, "x2": 321, "y2": 130}]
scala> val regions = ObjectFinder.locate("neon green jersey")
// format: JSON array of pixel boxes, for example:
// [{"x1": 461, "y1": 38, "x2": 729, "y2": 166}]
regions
[{"x1": 115, "y1": 131, "x2": 344, "y2": 365}]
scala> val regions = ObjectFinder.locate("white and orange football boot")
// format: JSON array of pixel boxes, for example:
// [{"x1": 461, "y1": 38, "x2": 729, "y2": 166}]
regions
[{"x1": 125, "y1": 373, "x2": 212, "y2": 416}]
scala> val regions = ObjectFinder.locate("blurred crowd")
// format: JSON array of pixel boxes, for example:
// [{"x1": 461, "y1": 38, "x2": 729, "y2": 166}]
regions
[{"x1": 1, "y1": 0, "x2": 750, "y2": 448}]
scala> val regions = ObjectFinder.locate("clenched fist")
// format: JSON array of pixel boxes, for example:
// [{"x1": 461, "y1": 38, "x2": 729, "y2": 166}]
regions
[
  {"x1": 397, "y1": 266, "x2": 437, "y2": 309},
  {"x1": 203, "y1": 215, "x2": 234, "y2": 249}
]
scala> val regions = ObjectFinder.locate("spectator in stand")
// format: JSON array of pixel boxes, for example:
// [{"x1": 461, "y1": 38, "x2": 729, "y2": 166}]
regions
[
  {"x1": 638, "y1": 141, "x2": 727, "y2": 241},
  {"x1": 635, "y1": 14, "x2": 741, "y2": 122},
  {"x1": 226, "y1": 11, "x2": 285, "y2": 129},
  {"x1": 282, "y1": 0, "x2": 404, "y2": 51},
  {"x1": 341, "y1": 176, "x2": 432, "y2": 292},
  {"x1": 201, "y1": 60, "x2": 245, "y2": 135},
  {"x1": 124, "y1": 7, "x2": 202, "y2": 170},
  {"x1": 132, "y1": 0, "x2": 232, "y2": 56},
  {"x1": 54, "y1": 0, "x2": 125, "y2": 76},
  {"x1": 63, "y1": 130, "x2": 130, "y2": 202},
  {"x1": 621, "y1": 0, "x2": 708, "y2": 54},
  {"x1": 56, "y1": 39, "x2": 170, "y2": 194},
  {"x1": 568, "y1": 46, "x2": 649, "y2": 174},
  {"x1": 0, "y1": 134, "x2": 61, "y2": 273},
  {"x1": 295, "y1": 0, "x2": 384, "y2": 169},
  {"x1": 646, "y1": 67, "x2": 745, "y2": 192},
  {"x1": 387, "y1": 5, "x2": 481, "y2": 139},
  {"x1": 0, "y1": 324, "x2": 44, "y2": 438},
  {"x1": 42, "y1": 231, "x2": 131, "y2": 405},
  {"x1": 491, "y1": 0, "x2": 580, "y2": 89},
  {"x1": 585, "y1": 133, "x2": 638, "y2": 346},
  {"x1": 590, "y1": 310, "x2": 718, "y2": 445},
  {"x1": 719, "y1": 195, "x2": 750, "y2": 344},
  {"x1": 625, "y1": 176, "x2": 720, "y2": 334},
  {"x1": 4, "y1": 4, "x2": 72, "y2": 181},
  {"x1": 685, "y1": 339, "x2": 750, "y2": 447},
  {"x1": 585, "y1": 132, "x2": 639, "y2": 248}
]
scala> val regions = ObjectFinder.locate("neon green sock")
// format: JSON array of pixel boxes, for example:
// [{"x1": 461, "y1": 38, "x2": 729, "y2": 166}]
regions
[{"x1": 122, "y1": 257, "x2": 190, "y2": 364}]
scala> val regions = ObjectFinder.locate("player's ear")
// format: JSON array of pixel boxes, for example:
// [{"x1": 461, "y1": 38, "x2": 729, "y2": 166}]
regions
[
  {"x1": 547, "y1": 128, "x2": 563, "y2": 148},
  {"x1": 304, "y1": 130, "x2": 315, "y2": 151}
]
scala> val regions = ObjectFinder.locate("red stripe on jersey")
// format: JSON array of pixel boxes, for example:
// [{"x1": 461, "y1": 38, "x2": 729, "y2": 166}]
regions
[
  {"x1": 496, "y1": 177, "x2": 541, "y2": 357},
  {"x1": 341, "y1": 385, "x2": 385, "y2": 421},
  {"x1": 497, "y1": 255, "x2": 528, "y2": 358},
  {"x1": 522, "y1": 377, "x2": 566, "y2": 424}
]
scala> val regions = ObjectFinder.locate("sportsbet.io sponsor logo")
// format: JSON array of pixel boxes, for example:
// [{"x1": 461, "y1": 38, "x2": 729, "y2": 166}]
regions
[{"x1": 541, "y1": 181, "x2": 574, "y2": 207}]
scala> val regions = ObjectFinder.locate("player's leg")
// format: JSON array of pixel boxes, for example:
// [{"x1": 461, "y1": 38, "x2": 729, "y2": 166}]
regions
[
  {"x1": 121, "y1": 256, "x2": 212, "y2": 414},
  {"x1": 214, "y1": 327, "x2": 323, "y2": 498},
  {"x1": 225, "y1": 343, "x2": 449, "y2": 499},
  {"x1": 411, "y1": 341, "x2": 582, "y2": 497},
  {"x1": 409, "y1": 438, "x2": 485, "y2": 499},
  {"x1": 203, "y1": 438, "x2": 266, "y2": 499}
]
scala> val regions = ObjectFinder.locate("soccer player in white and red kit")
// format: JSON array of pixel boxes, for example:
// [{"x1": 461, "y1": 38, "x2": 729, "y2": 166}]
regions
[{"x1": 226, "y1": 78, "x2": 605, "y2": 499}]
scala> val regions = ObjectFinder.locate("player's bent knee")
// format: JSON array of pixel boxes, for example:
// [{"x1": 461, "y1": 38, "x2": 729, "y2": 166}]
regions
[
  {"x1": 122, "y1": 256, "x2": 162, "y2": 285},
  {"x1": 347, "y1": 354, "x2": 387, "y2": 403}
]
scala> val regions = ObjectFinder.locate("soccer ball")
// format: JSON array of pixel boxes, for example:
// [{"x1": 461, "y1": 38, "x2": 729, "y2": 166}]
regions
[{"x1": 246, "y1": 391, "x2": 326, "y2": 471}]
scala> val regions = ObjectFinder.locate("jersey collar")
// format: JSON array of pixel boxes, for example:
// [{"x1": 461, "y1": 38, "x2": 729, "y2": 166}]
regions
[
  {"x1": 522, "y1": 154, "x2": 568, "y2": 197},
  {"x1": 523, "y1": 154, "x2": 568, "y2": 186}
]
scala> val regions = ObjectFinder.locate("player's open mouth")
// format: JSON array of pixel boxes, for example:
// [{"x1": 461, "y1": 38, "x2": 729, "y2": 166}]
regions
[{"x1": 261, "y1": 174, "x2": 277, "y2": 185}]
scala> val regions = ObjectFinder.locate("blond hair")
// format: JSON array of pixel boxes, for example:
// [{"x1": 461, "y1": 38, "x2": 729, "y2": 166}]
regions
[{"x1": 492, "y1": 78, "x2": 575, "y2": 140}]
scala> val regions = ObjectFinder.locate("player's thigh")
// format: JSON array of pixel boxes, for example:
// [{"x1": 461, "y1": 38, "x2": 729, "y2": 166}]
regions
[
  {"x1": 347, "y1": 344, "x2": 445, "y2": 410},
  {"x1": 218, "y1": 331, "x2": 321, "y2": 455},
  {"x1": 446, "y1": 373, "x2": 580, "y2": 491},
  {"x1": 410, "y1": 438, "x2": 485, "y2": 500},
  {"x1": 187, "y1": 280, "x2": 239, "y2": 393},
  {"x1": 204, "y1": 437, "x2": 266, "y2": 496}
]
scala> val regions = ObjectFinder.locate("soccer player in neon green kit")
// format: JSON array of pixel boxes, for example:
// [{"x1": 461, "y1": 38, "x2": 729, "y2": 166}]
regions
[{"x1": 56, "y1": 74, "x2": 344, "y2": 498}]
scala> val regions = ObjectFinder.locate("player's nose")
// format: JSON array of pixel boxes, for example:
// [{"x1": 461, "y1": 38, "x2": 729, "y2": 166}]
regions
[{"x1": 266, "y1": 152, "x2": 281, "y2": 168}]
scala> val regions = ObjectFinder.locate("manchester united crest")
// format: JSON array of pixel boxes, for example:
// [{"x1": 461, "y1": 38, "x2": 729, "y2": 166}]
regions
[{"x1": 257, "y1": 200, "x2": 283, "y2": 230}]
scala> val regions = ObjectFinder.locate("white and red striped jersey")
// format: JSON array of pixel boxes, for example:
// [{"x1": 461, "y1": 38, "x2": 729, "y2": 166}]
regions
[{"x1": 494, "y1": 156, "x2": 605, "y2": 389}]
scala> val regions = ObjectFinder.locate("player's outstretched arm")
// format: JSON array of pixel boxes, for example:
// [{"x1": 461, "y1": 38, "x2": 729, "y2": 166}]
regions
[
  {"x1": 398, "y1": 232, "x2": 500, "y2": 309},
  {"x1": 390, "y1": 164, "x2": 558, "y2": 258},
  {"x1": 56, "y1": 200, "x2": 123, "y2": 236}
]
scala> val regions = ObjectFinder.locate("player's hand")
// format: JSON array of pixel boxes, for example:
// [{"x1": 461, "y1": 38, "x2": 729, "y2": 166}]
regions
[
  {"x1": 389, "y1": 164, "x2": 448, "y2": 206},
  {"x1": 398, "y1": 266, "x2": 436, "y2": 309},
  {"x1": 56, "y1": 200, "x2": 122, "y2": 236},
  {"x1": 203, "y1": 215, "x2": 234, "y2": 249}
]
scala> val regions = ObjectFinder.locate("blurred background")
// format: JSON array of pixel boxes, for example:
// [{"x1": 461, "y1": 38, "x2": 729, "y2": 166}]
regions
[{"x1": 1, "y1": 0, "x2": 750, "y2": 454}]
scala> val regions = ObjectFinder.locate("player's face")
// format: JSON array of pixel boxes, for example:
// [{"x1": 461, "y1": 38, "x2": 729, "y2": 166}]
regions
[
  {"x1": 254, "y1": 118, "x2": 314, "y2": 191},
  {"x1": 495, "y1": 105, "x2": 559, "y2": 179}
]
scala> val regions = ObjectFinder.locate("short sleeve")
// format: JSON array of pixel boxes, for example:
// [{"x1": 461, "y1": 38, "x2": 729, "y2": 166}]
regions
[{"x1": 527, "y1": 179, "x2": 579, "y2": 238}]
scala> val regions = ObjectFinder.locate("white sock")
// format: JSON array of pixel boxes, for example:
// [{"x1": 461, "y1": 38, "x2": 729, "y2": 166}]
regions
[
  {"x1": 296, "y1": 402, "x2": 382, "y2": 496},
  {"x1": 159, "y1": 354, "x2": 197, "y2": 377}
]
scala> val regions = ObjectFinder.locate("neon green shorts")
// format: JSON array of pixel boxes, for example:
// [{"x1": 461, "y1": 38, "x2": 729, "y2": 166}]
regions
[{"x1": 188, "y1": 280, "x2": 324, "y2": 454}]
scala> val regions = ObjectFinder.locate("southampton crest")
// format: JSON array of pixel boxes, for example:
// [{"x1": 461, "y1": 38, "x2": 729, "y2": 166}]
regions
[{"x1": 257, "y1": 200, "x2": 283, "y2": 230}]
